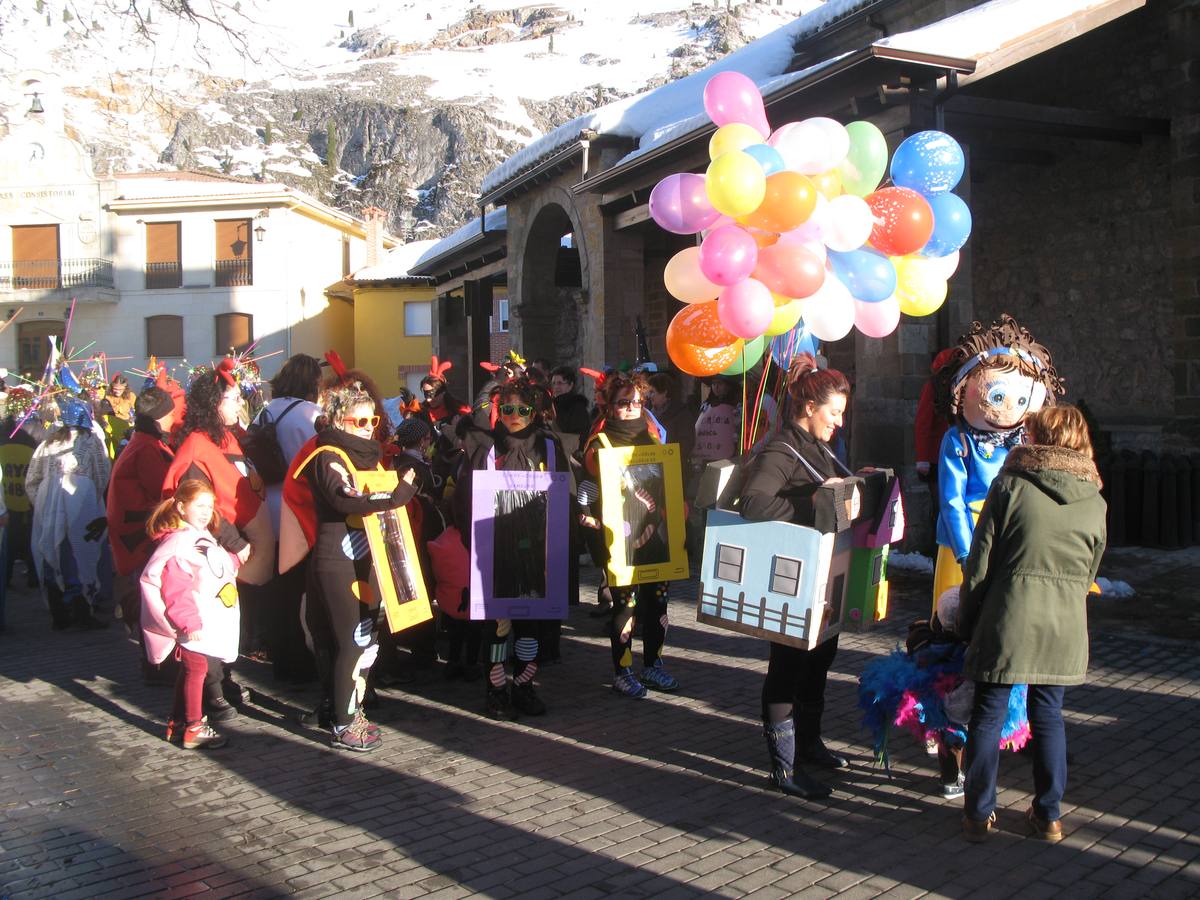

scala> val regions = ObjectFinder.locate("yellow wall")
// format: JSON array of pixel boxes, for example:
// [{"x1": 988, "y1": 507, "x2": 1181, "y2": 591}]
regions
[
  {"x1": 292, "y1": 293, "x2": 356, "y2": 369},
  {"x1": 353, "y1": 284, "x2": 436, "y2": 396}
]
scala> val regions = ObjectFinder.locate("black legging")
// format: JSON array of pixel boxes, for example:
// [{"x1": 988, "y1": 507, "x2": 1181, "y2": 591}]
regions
[
  {"x1": 761, "y1": 636, "x2": 839, "y2": 741},
  {"x1": 310, "y1": 561, "x2": 380, "y2": 728},
  {"x1": 608, "y1": 581, "x2": 668, "y2": 670},
  {"x1": 485, "y1": 618, "x2": 542, "y2": 688}
]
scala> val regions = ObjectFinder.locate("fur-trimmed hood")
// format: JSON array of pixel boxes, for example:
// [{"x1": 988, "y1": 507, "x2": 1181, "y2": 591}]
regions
[{"x1": 1003, "y1": 444, "x2": 1101, "y2": 505}]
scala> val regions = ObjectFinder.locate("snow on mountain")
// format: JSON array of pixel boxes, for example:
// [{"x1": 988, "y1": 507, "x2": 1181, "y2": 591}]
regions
[{"x1": 1, "y1": 1, "x2": 816, "y2": 236}]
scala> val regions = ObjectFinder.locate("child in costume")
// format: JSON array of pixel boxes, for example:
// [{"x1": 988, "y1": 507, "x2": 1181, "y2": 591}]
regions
[
  {"x1": 858, "y1": 587, "x2": 1030, "y2": 799},
  {"x1": 140, "y1": 480, "x2": 241, "y2": 750},
  {"x1": 932, "y1": 316, "x2": 1063, "y2": 608}
]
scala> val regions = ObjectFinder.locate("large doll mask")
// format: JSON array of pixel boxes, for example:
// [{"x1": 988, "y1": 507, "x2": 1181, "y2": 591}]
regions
[{"x1": 957, "y1": 357, "x2": 1048, "y2": 434}]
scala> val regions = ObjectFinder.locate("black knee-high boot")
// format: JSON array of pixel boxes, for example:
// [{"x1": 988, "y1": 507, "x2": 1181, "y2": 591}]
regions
[
  {"x1": 795, "y1": 701, "x2": 848, "y2": 769},
  {"x1": 763, "y1": 720, "x2": 832, "y2": 799}
]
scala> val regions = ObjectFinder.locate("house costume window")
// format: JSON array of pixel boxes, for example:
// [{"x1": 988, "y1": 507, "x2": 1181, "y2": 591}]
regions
[
  {"x1": 715, "y1": 543, "x2": 744, "y2": 583},
  {"x1": 214, "y1": 219, "x2": 252, "y2": 286},
  {"x1": 146, "y1": 315, "x2": 184, "y2": 358},
  {"x1": 145, "y1": 222, "x2": 182, "y2": 289},
  {"x1": 770, "y1": 556, "x2": 803, "y2": 597}
]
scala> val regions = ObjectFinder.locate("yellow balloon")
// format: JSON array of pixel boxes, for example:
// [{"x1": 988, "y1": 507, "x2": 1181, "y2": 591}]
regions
[
  {"x1": 892, "y1": 255, "x2": 948, "y2": 317},
  {"x1": 764, "y1": 297, "x2": 803, "y2": 335},
  {"x1": 709, "y1": 123, "x2": 766, "y2": 162},
  {"x1": 706, "y1": 151, "x2": 767, "y2": 218},
  {"x1": 810, "y1": 169, "x2": 843, "y2": 200}
]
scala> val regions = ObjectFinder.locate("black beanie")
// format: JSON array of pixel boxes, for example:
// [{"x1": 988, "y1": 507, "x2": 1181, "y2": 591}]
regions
[{"x1": 135, "y1": 386, "x2": 174, "y2": 421}]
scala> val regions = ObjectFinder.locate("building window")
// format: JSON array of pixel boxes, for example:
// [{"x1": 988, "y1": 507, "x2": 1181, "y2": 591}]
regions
[
  {"x1": 214, "y1": 218, "x2": 252, "y2": 287},
  {"x1": 146, "y1": 315, "x2": 184, "y2": 358},
  {"x1": 215, "y1": 312, "x2": 253, "y2": 355},
  {"x1": 495, "y1": 297, "x2": 510, "y2": 333},
  {"x1": 769, "y1": 556, "x2": 803, "y2": 597},
  {"x1": 11, "y1": 224, "x2": 60, "y2": 289},
  {"x1": 405, "y1": 300, "x2": 432, "y2": 336},
  {"x1": 145, "y1": 221, "x2": 182, "y2": 289},
  {"x1": 715, "y1": 543, "x2": 745, "y2": 583},
  {"x1": 17, "y1": 321, "x2": 62, "y2": 377}
]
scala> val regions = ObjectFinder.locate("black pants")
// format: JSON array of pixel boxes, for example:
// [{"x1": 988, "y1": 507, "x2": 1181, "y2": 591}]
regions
[
  {"x1": 609, "y1": 581, "x2": 668, "y2": 671},
  {"x1": 264, "y1": 553, "x2": 315, "y2": 680},
  {"x1": 445, "y1": 617, "x2": 483, "y2": 666},
  {"x1": 309, "y1": 560, "x2": 380, "y2": 728},
  {"x1": 760, "y1": 636, "x2": 839, "y2": 741},
  {"x1": 5, "y1": 509, "x2": 35, "y2": 587},
  {"x1": 485, "y1": 619, "x2": 542, "y2": 689}
]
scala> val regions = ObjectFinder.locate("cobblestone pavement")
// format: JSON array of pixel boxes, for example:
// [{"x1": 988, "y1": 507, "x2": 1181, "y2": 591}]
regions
[{"x1": 2, "y1": 567, "x2": 1199, "y2": 900}]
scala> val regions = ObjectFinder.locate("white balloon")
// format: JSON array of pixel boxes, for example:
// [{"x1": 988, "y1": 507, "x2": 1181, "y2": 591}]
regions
[
  {"x1": 811, "y1": 118, "x2": 851, "y2": 171},
  {"x1": 823, "y1": 194, "x2": 874, "y2": 253},
  {"x1": 801, "y1": 275, "x2": 855, "y2": 342},
  {"x1": 923, "y1": 249, "x2": 961, "y2": 281}
]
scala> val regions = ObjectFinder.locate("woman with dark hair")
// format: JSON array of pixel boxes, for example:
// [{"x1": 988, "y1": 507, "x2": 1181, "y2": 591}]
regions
[
  {"x1": 105, "y1": 374, "x2": 136, "y2": 422},
  {"x1": 163, "y1": 361, "x2": 268, "y2": 584},
  {"x1": 299, "y1": 383, "x2": 417, "y2": 751},
  {"x1": 250, "y1": 354, "x2": 323, "y2": 681},
  {"x1": 582, "y1": 371, "x2": 679, "y2": 699},
  {"x1": 454, "y1": 377, "x2": 569, "y2": 719},
  {"x1": 738, "y1": 353, "x2": 854, "y2": 800},
  {"x1": 26, "y1": 396, "x2": 111, "y2": 629}
]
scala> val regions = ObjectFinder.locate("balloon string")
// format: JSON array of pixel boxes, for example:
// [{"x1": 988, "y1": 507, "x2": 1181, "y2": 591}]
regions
[
  {"x1": 739, "y1": 352, "x2": 747, "y2": 454},
  {"x1": 751, "y1": 353, "x2": 772, "y2": 451}
]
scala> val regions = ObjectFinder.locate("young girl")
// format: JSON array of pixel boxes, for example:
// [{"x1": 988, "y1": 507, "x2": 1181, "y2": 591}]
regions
[{"x1": 140, "y1": 480, "x2": 242, "y2": 750}]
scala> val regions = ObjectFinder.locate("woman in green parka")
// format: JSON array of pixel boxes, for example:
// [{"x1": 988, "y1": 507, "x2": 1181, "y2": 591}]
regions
[{"x1": 957, "y1": 404, "x2": 1106, "y2": 844}]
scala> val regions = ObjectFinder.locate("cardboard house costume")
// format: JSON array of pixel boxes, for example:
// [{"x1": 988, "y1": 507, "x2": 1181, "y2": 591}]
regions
[{"x1": 932, "y1": 316, "x2": 1063, "y2": 607}]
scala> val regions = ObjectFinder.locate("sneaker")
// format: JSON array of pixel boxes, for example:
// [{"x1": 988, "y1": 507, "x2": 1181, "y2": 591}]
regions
[
  {"x1": 352, "y1": 708, "x2": 382, "y2": 735},
  {"x1": 485, "y1": 688, "x2": 519, "y2": 721},
  {"x1": 164, "y1": 719, "x2": 184, "y2": 745},
  {"x1": 331, "y1": 719, "x2": 382, "y2": 753},
  {"x1": 1026, "y1": 807, "x2": 1063, "y2": 843},
  {"x1": 942, "y1": 773, "x2": 966, "y2": 799},
  {"x1": 612, "y1": 668, "x2": 647, "y2": 699},
  {"x1": 182, "y1": 720, "x2": 228, "y2": 750},
  {"x1": 639, "y1": 660, "x2": 679, "y2": 692},
  {"x1": 204, "y1": 696, "x2": 239, "y2": 723},
  {"x1": 962, "y1": 811, "x2": 997, "y2": 843},
  {"x1": 511, "y1": 683, "x2": 547, "y2": 716}
]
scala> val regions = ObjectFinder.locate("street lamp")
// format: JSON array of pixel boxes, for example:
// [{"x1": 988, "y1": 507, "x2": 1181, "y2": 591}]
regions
[{"x1": 254, "y1": 224, "x2": 266, "y2": 242}]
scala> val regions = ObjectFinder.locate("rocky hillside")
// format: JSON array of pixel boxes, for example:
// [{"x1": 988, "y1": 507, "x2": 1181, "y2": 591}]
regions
[{"x1": 2, "y1": 1, "x2": 810, "y2": 239}]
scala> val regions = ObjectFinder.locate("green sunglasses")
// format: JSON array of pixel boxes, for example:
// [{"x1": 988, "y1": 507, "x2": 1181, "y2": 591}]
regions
[{"x1": 499, "y1": 403, "x2": 534, "y2": 416}]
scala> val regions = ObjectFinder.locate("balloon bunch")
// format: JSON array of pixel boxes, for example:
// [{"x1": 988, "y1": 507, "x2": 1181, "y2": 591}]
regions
[{"x1": 653, "y1": 71, "x2": 972, "y2": 376}]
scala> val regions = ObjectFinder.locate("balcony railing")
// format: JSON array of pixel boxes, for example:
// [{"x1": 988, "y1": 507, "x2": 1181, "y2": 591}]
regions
[
  {"x1": 145, "y1": 261, "x2": 182, "y2": 290},
  {"x1": 0, "y1": 258, "x2": 114, "y2": 291},
  {"x1": 215, "y1": 257, "x2": 252, "y2": 287}
]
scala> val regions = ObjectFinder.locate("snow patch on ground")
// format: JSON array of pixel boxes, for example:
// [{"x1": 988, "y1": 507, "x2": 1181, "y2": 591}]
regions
[{"x1": 1095, "y1": 577, "x2": 1136, "y2": 599}]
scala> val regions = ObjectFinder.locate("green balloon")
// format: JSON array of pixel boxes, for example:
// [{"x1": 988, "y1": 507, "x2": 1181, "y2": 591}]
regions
[
  {"x1": 720, "y1": 336, "x2": 766, "y2": 375},
  {"x1": 838, "y1": 121, "x2": 889, "y2": 197}
]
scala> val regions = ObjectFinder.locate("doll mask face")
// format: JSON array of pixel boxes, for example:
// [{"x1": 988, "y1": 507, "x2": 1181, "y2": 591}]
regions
[{"x1": 960, "y1": 366, "x2": 1047, "y2": 432}]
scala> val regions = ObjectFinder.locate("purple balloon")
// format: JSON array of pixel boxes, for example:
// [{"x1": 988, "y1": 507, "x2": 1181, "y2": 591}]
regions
[
  {"x1": 649, "y1": 173, "x2": 721, "y2": 235},
  {"x1": 699, "y1": 224, "x2": 759, "y2": 287}
]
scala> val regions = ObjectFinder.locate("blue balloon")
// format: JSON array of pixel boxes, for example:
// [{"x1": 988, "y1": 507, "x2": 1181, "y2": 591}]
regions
[
  {"x1": 828, "y1": 248, "x2": 896, "y2": 303},
  {"x1": 890, "y1": 131, "x2": 965, "y2": 196},
  {"x1": 921, "y1": 192, "x2": 972, "y2": 257},
  {"x1": 770, "y1": 321, "x2": 818, "y2": 369},
  {"x1": 743, "y1": 143, "x2": 786, "y2": 177}
]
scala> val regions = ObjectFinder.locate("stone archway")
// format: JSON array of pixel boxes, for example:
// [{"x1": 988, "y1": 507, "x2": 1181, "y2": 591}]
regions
[{"x1": 509, "y1": 187, "x2": 591, "y2": 367}]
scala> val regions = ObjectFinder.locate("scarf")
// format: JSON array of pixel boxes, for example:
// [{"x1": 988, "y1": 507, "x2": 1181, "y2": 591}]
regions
[
  {"x1": 602, "y1": 414, "x2": 653, "y2": 448},
  {"x1": 317, "y1": 426, "x2": 382, "y2": 471},
  {"x1": 965, "y1": 422, "x2": 1025, "y2": 458},
  {"x1": 492, "y1": 422, "x2": 545, "y2": 471}
]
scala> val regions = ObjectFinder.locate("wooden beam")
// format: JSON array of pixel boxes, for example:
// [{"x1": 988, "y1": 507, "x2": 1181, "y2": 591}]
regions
[
  {"x1": 613, "y1": 203, "x2": 652, "y2": 231},
  {"x1": 945, "y1": 94, "x2": 1169, "y2": 143}
]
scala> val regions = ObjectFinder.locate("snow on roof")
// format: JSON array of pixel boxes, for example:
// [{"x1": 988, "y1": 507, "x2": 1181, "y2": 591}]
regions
[
  {"x1": 872, "y1": 0, "x2": 1125, "y2": 63},
  {"x1": 480, "y1": 0, "x2": 876, "y2": 196},
  {"x1": 114, "y1": 172, "x2": 282, "y2": 199},
  {"x1": 410, "y1": 207, "x2": 509, "y2": 273},
  {"x1": 352, "y1": 239, "x2": 441, "y2": 282}
]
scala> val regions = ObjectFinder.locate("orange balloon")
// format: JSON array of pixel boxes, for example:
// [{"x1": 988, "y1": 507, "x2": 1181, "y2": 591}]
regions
[
  {"x1": 667, "y1": 333, "x2": 744, "y2": 377},
  {"x1": 747, "y1": 227, "x2": 780, "y2": 248},
  {"x1": 739, "y1": 172, "x2": 817, "y2": 234},
  {"x1": 666, "y1": 300, "x2": 736, "y2": 349},
  {"x1": 810, "y1": 169, "x2": 843, "y2": 200}
]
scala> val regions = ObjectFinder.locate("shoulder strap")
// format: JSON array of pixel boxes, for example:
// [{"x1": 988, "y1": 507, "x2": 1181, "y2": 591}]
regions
[
  {"x1": 596, "y1": 433, "x2": 613, "y2": 450},
  {"x1": 769, "y1": 440, "x2": 826, "y2": 483},
  {"x1": 292, "y1": 444, "x2": 360, "y2": 488},
  {"x1": 275, "y1": 399, "x2": 304, "y2": 429},
  {"x1": 820, "y1": 443, "x2": 855, "y2": 477},
  {"x1": 486, "y1": 446, "x2": 497, "y2": 471}
]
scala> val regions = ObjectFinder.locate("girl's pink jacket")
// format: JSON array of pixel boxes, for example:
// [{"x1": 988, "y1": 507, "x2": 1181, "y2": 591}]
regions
[{"x1": 140, "y1": 526, "x2": 242, "y2": 664}]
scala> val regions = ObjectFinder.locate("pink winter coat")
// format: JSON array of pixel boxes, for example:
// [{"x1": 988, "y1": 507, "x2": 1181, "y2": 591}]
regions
[{"x1": 140, "y1": 526, "x2": 242, "y2": 665}]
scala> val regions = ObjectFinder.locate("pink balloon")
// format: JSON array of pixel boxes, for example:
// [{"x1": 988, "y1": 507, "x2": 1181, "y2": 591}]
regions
[
  {"x1": 854, "y1": 296, "x2": 901, "y2": 338},
  {"x1": 650, "y1": 173, "x2": 722, "y2": 235},
  {"x1": 753, "y1": 244, "x2": 826, "y2": 299},
  {"x1": 699, "y1": 225, "x2": 759, "y2": 286},
  {"x1": 703, "y1": 71, "x2": 770, "y2": 139},
  {"x1": 717, "y1": 278, "x2": 774, "y2": 339},
  {"x1": 701, "y1": 214, "x2": 737, "y2": 239}
]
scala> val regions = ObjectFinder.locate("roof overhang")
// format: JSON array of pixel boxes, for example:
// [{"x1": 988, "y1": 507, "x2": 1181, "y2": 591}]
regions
[
  {"x1": 575, "y1": 47, "x2": 973, "y2": 199},
  {"x1": 408, "y1": 231, "x2": 508, "y2": 284},
  {"x1": 479, "y1": 139, "x2": 587, "y2": 210}
]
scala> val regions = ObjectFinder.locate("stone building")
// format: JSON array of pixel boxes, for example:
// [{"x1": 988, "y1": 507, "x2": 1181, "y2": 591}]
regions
[{"x1": 424, "y1": 0, "x2": 1195, "y2": 543}]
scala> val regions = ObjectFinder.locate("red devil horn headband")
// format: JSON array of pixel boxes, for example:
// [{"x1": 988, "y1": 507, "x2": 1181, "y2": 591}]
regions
[{"x1": 324, "y1": 350, "x2": 348, "y2": 380}]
